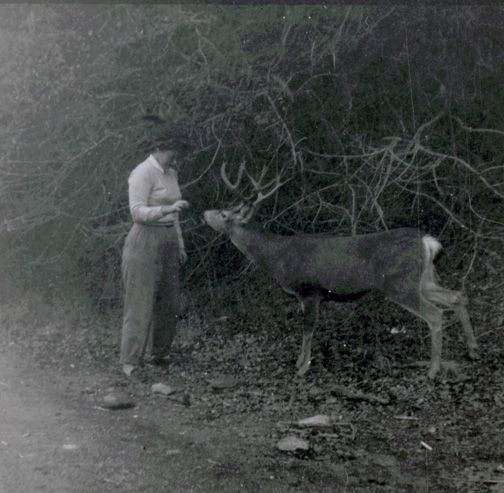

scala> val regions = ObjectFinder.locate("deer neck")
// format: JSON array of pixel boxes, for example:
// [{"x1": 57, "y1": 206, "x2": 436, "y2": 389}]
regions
[{"x1": 228, "y1": 225, "x2": 272, "y2": 263}]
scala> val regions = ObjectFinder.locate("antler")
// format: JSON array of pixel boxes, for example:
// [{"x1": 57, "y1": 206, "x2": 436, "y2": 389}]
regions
[
  {"x1": 249, "y1": 167, "x2": 285, "y2": 207},
  {"x1": 220, "y1": 160, "x2": 287, "y2": 208},
  {"x1": 220, "y1": 159, "x2": 247, "y2": 192}
]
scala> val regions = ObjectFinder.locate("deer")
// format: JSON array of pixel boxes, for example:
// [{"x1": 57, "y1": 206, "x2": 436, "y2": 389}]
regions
[{"x1": 203, "y1": 161, "x2": 479, "y2": 380}]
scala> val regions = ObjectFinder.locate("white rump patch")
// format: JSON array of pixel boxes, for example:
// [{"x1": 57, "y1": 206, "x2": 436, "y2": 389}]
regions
[{"x1": 422, "y1": 235, "x2": 442, "y2": 261}]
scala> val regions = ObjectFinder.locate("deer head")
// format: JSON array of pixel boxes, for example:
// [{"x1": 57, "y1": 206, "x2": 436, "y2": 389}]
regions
[
  {"x1": 203, "y1": 160, "x2": 286, "y2": 233},
  {"x1": 203, "y1": 203, "x2": 254, "y2": 233}
]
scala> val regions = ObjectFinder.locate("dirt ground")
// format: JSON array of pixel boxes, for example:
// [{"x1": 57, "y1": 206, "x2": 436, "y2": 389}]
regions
[
  {"x1": 2, "y1": 265, "x2": 504, "y2": 492},
  {"x1": 0, "y1": 346, "x2": 294, "y2": 493}
]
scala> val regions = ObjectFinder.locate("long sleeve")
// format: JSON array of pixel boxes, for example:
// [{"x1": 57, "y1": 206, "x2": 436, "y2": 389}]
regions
[
  {"x1": 128, "y1": 167, "x2": 167, "y2": 223},
  {"x1": 127, "y1": 157, "x2": 182, "y2": 225}
]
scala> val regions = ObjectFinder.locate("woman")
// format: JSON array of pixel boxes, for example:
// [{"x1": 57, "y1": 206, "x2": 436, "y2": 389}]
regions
[{"x1": 120, "y1": 141, "x2": 189, "y2": 377}]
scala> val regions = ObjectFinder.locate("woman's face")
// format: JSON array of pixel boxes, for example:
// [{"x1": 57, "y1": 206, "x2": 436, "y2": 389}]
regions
[{"x1": 156, "y1": 149, "x2": 178, "y2": 168}]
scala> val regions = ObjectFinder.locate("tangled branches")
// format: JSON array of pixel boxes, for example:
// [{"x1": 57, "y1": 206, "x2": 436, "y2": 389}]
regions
[
  {"x1": 256, "y1": 112, "x2": 504, "y2": 240},
  {"x1": 2, "y1": 4, "x2": 504, "y2": 297}
]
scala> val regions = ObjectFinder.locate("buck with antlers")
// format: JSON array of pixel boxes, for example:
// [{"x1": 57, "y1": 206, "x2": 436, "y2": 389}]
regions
[{"x1": 203, "y1": 161, "x2": 479, "y2": 379}]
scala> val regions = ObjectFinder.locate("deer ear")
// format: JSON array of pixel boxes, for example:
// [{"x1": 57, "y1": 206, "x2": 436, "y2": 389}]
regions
[{"x1": 238, "y1": 205, "x2": 255, "y2": 224}]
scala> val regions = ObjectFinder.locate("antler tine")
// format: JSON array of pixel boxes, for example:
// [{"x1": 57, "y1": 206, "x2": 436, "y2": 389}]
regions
[
  {"x1": 220, "y1": 159, "x2": 287, "y2": 208},
  {"x1": 252, "y1": 173, "x2": 286, "y2": 207},
  {"x1": 245, "y1": 165, "x2": 267, "y2": 191},
  {"x1": 220, "y1": 159, "x2": 247, "y2": 191}
]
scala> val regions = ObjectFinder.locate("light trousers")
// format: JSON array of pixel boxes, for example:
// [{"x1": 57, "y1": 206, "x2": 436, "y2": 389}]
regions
[{"x1": 120, "y1": 223, "x2": 180, "y2": 366}]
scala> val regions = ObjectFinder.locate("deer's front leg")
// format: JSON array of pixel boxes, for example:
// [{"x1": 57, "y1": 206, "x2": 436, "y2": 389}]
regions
[
  {"x1": 422, "y1": 301, "x2": 444, "y2": 380},
  {"x1": 296, "y1": 297, "x2": 320, "y2": 376}
]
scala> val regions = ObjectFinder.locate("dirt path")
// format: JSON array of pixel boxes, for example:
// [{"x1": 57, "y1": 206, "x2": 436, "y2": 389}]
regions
[
  {"x1": 0, "y1": 351, "x2": 270, "y2": 493},
  {"x1": 0, "y1": 354, "x2": 79, "y2": 492},
  {"x1": 1, "y1": 348, "x2": 335, "y2": 493}
]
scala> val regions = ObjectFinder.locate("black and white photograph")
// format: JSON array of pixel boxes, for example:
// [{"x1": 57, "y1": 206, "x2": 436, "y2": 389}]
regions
[{"x1": 0, "y1": 3, "x2": 503, "y2": 491}]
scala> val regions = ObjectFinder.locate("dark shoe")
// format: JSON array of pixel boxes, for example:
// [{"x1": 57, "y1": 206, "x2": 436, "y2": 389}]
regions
[
  {"x1": 154, "y1": 356, "x2": 171, "y2": 366},
  {"x1": 146, "y1": 355, "x2": 171, "y2": 367}
]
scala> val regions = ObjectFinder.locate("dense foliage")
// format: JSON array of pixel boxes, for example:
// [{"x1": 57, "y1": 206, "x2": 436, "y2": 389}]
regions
[{"x1": 1, "y1": 5, "x2": 503, "y2": 305}]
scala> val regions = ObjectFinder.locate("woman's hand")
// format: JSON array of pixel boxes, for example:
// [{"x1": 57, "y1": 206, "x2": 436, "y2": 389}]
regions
[
  {"x1": 162, "y1": 200, "x2": 190, "y2": 215},
  {"x1": 174, "y1": 199, "x2": 190, "y2": 212}
]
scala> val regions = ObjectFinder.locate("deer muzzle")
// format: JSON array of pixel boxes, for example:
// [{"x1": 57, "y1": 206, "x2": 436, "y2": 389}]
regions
[{"x1": 203, "y1": 210, "x2": 226, "y2": 233}]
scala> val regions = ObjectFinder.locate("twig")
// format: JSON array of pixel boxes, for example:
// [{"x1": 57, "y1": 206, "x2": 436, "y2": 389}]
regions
[
  {"x1": 461, "y1": 225, "x2": 479, "y2": 292},
  {"x1": 164, "y1": 393, "x2": 191, "y2": 407},
  {"x1": 329, "y1": 384, "x2": 390, "y2": 405},
  {"x1": 418, "y1": 144, "x2": 504, "y2": 200},
  {"x1": 453, "y1": 116, "x2": 504, "y2": 137},
  {"x1": 319, "y1": 424, "x2": 357, "y2": 441},
  {"x1": 420, "y1": 441, "x2": 433, "y2": 451}
]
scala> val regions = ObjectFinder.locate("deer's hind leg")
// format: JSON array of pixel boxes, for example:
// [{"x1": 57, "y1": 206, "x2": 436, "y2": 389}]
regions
[
  {"x1": 384, "y1": 281, "x2": 445, "y2": 379},
  {"x1": 453, "y1": 304, "x2": 479, "y2": 360},
  {"x1": 296, "y1": 296, "x2": 321, "y2": 377},
  {"x1": 422, "y1": 280, "x2": 479, "y2": 360}
]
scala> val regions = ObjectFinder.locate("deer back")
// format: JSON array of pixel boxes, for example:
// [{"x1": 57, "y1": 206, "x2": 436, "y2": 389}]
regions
[{"x1": 234, "y1": 227, "x2": 425, "y2": 297}]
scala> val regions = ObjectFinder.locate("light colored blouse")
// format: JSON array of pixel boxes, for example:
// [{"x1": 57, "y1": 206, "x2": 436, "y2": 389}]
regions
[
  {"x1": 128, "y1": 154, "x2": 185, "y2": 248},
  {"x1": 128, "y1": 154, "x2": 182, "y2": 225}
]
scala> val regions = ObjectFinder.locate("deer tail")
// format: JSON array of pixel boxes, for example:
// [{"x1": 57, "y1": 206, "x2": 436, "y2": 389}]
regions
[
  {"x1": 421, "y1": 234, "x2": 467, "y2": 306},
  {"x1": 420, "y1": 235, "x2": 442, "y2": 289},
  {"x1": 422, "y1": 235, "x2": 442, "y2": 265}
]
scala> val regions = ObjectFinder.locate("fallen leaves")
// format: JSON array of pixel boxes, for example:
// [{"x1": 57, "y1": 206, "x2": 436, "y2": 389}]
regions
[
  {"x1": 296, "y1": 414, "x2": 333, "y2": 428},
  {"x1": 327, "y1": 384, "x2": 390, "y2": 405},
  {"x1": 276, "y1": 435, "x2": 310, "y2": 452},
  {"x1": 151, "y1": 382, "x2": 191, "y2": 406},
  {"x1": 151, "y1": 383, "x2": 176, "y2": 396},
  {"x1": 275, "y1": 414, "x2": 357, "y2": 457},
  {"x1": 62, "y1": 443, "x2": 79, "y2": 451},
  {"x1": 101, "y1": 391, "x2": 135, "y2": 411},
  {"x1": 207, "y1": 375, "x2": 240, "y2": 391}
]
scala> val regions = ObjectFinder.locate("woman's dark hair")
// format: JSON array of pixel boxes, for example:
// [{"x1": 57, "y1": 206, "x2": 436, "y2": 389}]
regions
[
  {"x1": 154, "y1": 141, "x2": 176, "y2": 152},
  {"x1": 140, "y1": 115, "x2": 190, "y2": 153},
  {"x1": 150, "y1": 128, "x2": 189, "y2": 154}
]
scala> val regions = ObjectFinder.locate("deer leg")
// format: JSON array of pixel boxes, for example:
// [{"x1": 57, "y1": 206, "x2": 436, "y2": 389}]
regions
[
  {"x1": 296, "y1": 296, "x2": 320, "y2": 377},
  {"x1": 422, "y1": 282, "x2": 479, "y2": 360},
  {"x1": 295, "y1": 299, "x2": 308, "y2": 370},
  {"x1": 452, "y1": 304, "x2": 479, "y2": 359},
  {"x1": 386, "y1": 285, "x2": 445, "y2": 379},
  {"x1": 422, "y1": 281, "x2": 465, "y2": 306},
  {"x1": 420, "y1": 300, "x2": 444, "y2": 380}
]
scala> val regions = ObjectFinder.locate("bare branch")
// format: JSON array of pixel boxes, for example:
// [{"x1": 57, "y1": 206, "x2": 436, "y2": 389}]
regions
[{"x1": 453, "y1": 117, "x2": 504, "y2": 137}]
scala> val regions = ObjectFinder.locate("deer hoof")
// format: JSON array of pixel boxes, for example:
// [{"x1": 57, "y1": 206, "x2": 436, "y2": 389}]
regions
[{"x1": 427, "y1": 365, "x2": 440, "y2": 380}]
